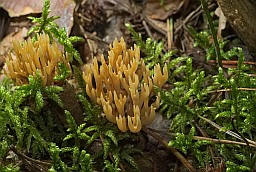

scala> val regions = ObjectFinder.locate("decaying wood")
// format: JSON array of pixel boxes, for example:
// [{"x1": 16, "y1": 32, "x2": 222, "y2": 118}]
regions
[{"x1": 216, "y1": 0, "x2": 256, "y2": 53}]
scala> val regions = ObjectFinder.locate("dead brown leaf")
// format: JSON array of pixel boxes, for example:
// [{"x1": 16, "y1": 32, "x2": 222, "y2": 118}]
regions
[
  {"x1": 0, "y1": 0, "x2": 75, "y2": 34},
  {"x1": 145, "y1": 0, "x2": 185, "y2": 20},
  {"x1": 50, "y1": 0, "x2": 75, "y2": 34},
  {"x1": 0, "y1": 27, "x2": 27, "y2": 71},
  {"x1": 143, "y1": 14, "x2": 167, "y2": 34},
  {"x1": 0, "y1": 27, "x2": 28, "y2": 57},
  {"x1": 0, "y1": 0, "x2": 44, "y2": 17}
]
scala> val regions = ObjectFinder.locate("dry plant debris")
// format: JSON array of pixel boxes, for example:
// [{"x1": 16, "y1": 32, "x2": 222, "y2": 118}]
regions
[
  {"x1": 83, "y1": 38, "x2": 168, "y2": 133},
  {"x1": 0, "y1": 0, "x2": 75, "y2": 34},
  {"x1": 4, "y1": 34, "x2": 71, "y2": 86},
  {"x1": 145, "y1": 0, "x2": 188, "y2": 20}
]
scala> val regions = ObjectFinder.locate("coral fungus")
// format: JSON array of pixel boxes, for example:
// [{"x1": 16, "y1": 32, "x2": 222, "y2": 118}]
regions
[
  {"x1": 83, "y1": 38, "x2": 168, "y2": 133},
  {"x1": 4, "y1": 34, "x2": 71, "y2": 86}
]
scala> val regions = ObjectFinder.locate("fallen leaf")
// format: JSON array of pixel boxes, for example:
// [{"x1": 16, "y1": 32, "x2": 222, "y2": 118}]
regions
[
  {"x1": 50, "y1": 0, "x2": 75, "y2": 34},
  {"x1": 143, "y1": 14, "x2": 167, "y2": 34},
  {"x1": 0, "y1": 27, "x2": 28, "y2": 71},
  {"x1": 0, "y1": 0, "x2": 44, "y2": 17},
  {"x1": 145, "y1": 0, "x2": 185, "y2": 20},
  {"x1": 0, "y1": 27, "x2": 28, "y2": 57},
  {"x1": 0, "y1": 0, "x2": 75, "y2": 34}
]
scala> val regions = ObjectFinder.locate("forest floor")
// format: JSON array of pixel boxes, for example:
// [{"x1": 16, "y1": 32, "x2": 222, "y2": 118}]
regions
[{"x1": 0, "y1": 0, "x2": 254, "y2": 172}]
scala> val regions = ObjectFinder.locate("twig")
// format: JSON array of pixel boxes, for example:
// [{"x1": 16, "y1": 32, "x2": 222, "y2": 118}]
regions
[
  {"x1": 142, "y1": 20, "x2": 153, "y2": 39},
  {"x1": 10, "y1": 145, "x2": 51, "y2": 167},
  {"x1": 79, "y1": 24, "x2": 109, "y2": 45},
  {"x1": 174, "y1": 3, "x2": 216, "y2": 34},
  {"x1": 166, "y1": 132, "x2": 256, "y2": 148},
  {"x1": 198, "y1": 115, "x2": 242, "y2": 140},
  {"x1": 207, "y1": 92, "x2": 222, "y2": 106},
  {"x1": 167, "y1": 18, "x2": 173, "y2": 51},
  {"x1": 175, "y1": 5, "x2": 202, "y2": 34},
  {"x1": 207, "y1": 60, "x2": 256, "y2": 69},
  {"x1": 231, "y1": 117, "x2": 250, "y2": 146},
  {"x1": 142, "y1": 127, "x2": 196, "y2": 172},
  {"x1": 198, "y1": 115, "x2": 256, "y2": 146},
  {"x1": 142, "y1": 12, "x2": 167, "y2": 36},
  {"x1": 10, "y1": 145, "x2": 50, "y2": 172},
  {"x1": 207, "y1": 60, "x2": 256, "y2": 65},
  {"x1": 208, "y1": 87, "x2": 256, "y2": 93}
]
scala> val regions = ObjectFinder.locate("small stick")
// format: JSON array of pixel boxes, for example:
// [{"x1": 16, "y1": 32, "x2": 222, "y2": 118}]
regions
[
  {"x1": 207, "y1": 60, "x2": 256, "y2": 65},
  {"x1": 10, "y1": 145, "x2": 50, "y2": 172},
  {"x1": 208, "y1": 88, "x2": 256, "y2": 93},
  {"x1": 207, "y1": 92, "x2": 222, "y2": 106},
  {"x1": 142, "y1": 12, "x2": 166, "y2": 36},
  {"x1": 166, "y1": 132, "x2": 256, "y2": 148},
  {"x1": 142, "y1": 20, "x2": 153, "y2": 39},
  {"x1": 10, "y1": 145, "x2": 51, "y2": 167},
  {"x1": 198, "y1": 115, "x2": 256, "y2": 146},
  {"x1": 142, "y1": 127, "x2": 196, "y2": 172},
  {"x1": 167, "y1": 18, "x2": 173, "y2": 51}
]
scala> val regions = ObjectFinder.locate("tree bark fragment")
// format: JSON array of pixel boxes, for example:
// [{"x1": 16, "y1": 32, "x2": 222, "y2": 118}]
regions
[{"x1": 216, "y1": 0, "x2": 256, "y2": 53}]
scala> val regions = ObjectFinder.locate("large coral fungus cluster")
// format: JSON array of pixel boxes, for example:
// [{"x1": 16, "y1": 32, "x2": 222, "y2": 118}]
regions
[
  {"x1": 83, "y1": 38, "x2": 168, "y2": 133},
  {"x1": 4, "y1": 34, "x2": 71, "y2": 86}
]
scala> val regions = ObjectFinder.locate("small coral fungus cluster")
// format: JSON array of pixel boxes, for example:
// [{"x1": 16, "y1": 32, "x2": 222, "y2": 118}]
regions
[
  {"x1": 3, "y1": 34, "x2": 168, "y2": 133},
  {"x1": 4, "y1": 34, "x2": 71, "y2": 86},
  {"x1": 83, "y1": 38, "x2": 168, "y2": 133}
]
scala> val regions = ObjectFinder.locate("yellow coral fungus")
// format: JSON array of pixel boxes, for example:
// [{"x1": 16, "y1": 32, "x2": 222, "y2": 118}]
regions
[
  {"x1": 4, "y1": 34, "x2": 71, "y2": 86},
  {"x1": 83, "y1": 38, "x2": 168, "y2": 133}
]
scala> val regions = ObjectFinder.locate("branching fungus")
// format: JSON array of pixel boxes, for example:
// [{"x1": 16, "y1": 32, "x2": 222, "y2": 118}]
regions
[
  {"x1": 83, "y1": 38, "x2": 168, "y2": 133},
  {"x1": 4, "y1": 34, "x2": 71, "y2": 86}
]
